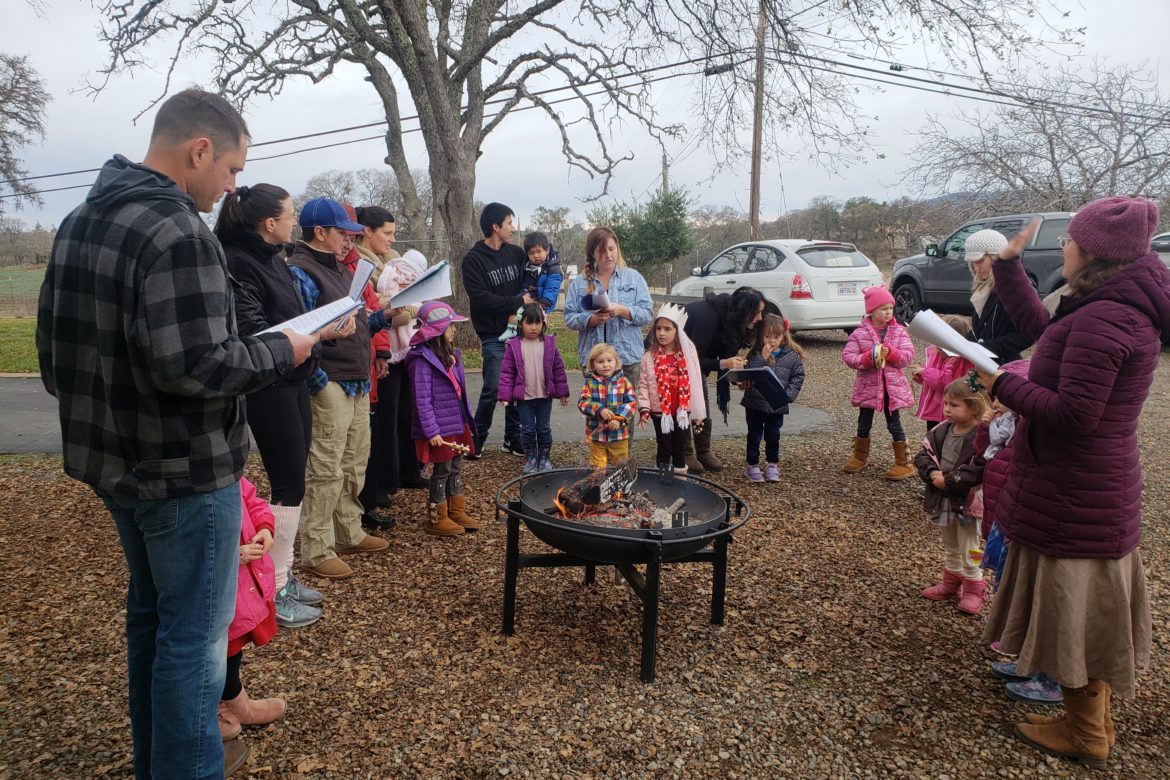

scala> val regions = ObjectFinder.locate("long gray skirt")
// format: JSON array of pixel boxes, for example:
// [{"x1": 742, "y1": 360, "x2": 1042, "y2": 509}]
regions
[{"x1": 983, "y1": 544, "x2": 1152, "y2": 698}]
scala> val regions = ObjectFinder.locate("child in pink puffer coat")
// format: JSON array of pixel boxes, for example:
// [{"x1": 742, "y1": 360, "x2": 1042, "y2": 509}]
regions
[
  {"x1": 911, "y1": 314, "x2": 974, "y2": 431},
  {"x1": 841, "y1": 287, "x2": 916, "y2": 480}
]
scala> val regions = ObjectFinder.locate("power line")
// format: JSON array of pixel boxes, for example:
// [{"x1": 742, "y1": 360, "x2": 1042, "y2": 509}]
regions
[{"x1": 1, "y1": 52, "x2": 743, "y2": 188}]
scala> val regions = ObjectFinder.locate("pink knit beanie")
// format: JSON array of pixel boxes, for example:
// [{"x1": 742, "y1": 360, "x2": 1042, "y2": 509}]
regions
[
  {"x1": 1068, "y1": 196, "x2": 1160, "y2": 261},
  {"x1": 863, "y1": 286, "x2": 895, "y2": 314}
]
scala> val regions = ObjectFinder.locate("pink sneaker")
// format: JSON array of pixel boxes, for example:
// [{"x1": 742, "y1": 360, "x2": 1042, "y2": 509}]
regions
[
  {"x1": 744, "y1": 465, "x2": 764, "y2": 482},
  {"x1": 764, "y1": 463, "x2": 780, "y2": 482}
]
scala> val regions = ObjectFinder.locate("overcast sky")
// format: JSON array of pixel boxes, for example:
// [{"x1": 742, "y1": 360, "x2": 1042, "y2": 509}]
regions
[{"x1": 4, "y1": 0, "x2": 1168, "y2": 234}]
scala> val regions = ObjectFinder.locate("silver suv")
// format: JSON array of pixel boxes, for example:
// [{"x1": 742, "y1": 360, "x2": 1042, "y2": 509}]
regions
[{"x1": 889, "y1": 212, "x2": 1073, "y2": 322}]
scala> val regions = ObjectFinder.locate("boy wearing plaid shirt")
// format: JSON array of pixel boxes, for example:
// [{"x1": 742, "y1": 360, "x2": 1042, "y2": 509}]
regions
[{"x1": 578, "y1": 342, "x2": 636, "y2": 467}]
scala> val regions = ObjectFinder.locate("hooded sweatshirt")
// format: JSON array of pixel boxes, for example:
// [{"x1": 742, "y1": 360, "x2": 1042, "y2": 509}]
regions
[
  {"x1": 461, "y1": 239, "x2": 528, "y2": 339},
  {"x1": 990, "y1": 252, "x2": 1170, "y2": 559},
  {"x1": 36, "y1": 155, "x2": 293, "y2": 499}
]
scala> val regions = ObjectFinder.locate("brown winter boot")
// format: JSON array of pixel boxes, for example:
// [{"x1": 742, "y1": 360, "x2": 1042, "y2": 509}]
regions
[
  {"x1": 682, "y1": 431, "x2": 705, "y2": 474},
  {"x1": 842, "y1": 436, "x2": 870, "y2": 473},
  {"x1": 218, "y1": 702, "x2": 241, "y2": 741},
  {"x1": 222, "y1": 687, "x2": 287, "y2": 727},
  {"x1": 425, "y1": 500, "x2": 464, "y2": 536},
  {"x1": 885, "y1": 440, "x2": 915, "y2": 481},
  {"x1": 1015, "y1": 680, "x2": 1111, "y2": 768},
  {"x1": 446, "y1": 494, "x2": 480, "y2": 531},
  {"x1": 693, "y1": 421, "x2": 724, "y2": 472},
  {"x1": 1025, "y1": 683, "x2": 1116, "y2": 747}
]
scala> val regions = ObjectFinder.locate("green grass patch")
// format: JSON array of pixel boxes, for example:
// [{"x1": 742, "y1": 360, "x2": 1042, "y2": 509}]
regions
[
  {"x1": 0, "y1": 318, "x2": 38, "y2": 373},
  {"x1": 0, "y1": 266, "x2": 46, "y2": 296},
  {"x1": 459, "y1": 313, "x2": 581, "y2": 370}
]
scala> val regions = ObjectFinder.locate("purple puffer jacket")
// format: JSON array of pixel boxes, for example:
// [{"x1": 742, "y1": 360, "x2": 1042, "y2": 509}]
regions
[
  {"x1": 405, "y1": 345, "x2": 476, "y2": 440},
  {"x1": 991, "y1": 252, "x2": 1170, "y2": 559},
  {"x1": 498, "y1": 335, "x2": 571, "y2": 403},
  {"x1": 841, "y1": 317, "x2": 916, "y2": 411}
]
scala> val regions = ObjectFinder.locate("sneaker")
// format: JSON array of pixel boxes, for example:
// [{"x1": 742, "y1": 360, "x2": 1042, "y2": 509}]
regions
[
  {"x1": 744, "y1": 465, "x2": 764, "y2": 482},
  {"x1": 285, "y1": 572, "x2": 324, "y2": 606},
  {"x1": 275, "y1": 589, "x2": 322, "y2": 628},
  {"x1": 990, "y1": 661, "x2": 1033, "y2": 682},
  {"x1": 1005, "y1": 674, "x2": 1064, "y2": 705},
  {"x1": 764, "y1": 462, "x2": 780, "y2": 482},
  {"x1": 502, "y1": 439, "x2": 526, "y2": 456}
]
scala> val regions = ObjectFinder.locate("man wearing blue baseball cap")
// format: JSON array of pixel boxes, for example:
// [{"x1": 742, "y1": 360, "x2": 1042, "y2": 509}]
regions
[{"x1": 286, "y1": 197, "x2": 391, "y2": 581}]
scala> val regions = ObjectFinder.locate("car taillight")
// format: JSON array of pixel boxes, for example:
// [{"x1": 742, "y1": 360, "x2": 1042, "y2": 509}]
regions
[{"x1": 790, "y1": 274, "x2": 813, "y2": 299}]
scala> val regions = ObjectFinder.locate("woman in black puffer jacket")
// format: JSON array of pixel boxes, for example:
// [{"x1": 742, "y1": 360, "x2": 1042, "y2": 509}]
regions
[{"x1": 964, "y1": 229, "x2": 1033, "y2": 364}]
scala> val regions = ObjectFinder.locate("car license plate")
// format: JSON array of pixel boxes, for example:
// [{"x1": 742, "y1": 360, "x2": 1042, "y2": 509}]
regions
[{"x1": 837, "y1": 282, "x2": 858, "y2": 297}]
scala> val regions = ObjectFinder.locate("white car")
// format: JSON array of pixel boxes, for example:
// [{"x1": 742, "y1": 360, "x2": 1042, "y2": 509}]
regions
[
  {"x1": 1152, "y1": 233, "x2": 1170, "y2": 267},
  {"x1": 670, "y1": 239, "x2": 885, "y2": 332}
]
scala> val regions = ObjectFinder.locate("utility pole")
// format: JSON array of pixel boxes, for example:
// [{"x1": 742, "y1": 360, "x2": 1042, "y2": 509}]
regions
[
  {"x1": 661, "y1": 152, "x2": 669, "y2": 194},
  {"x1": 748, "y1": 0, "x2": 766, "y2": 240}
]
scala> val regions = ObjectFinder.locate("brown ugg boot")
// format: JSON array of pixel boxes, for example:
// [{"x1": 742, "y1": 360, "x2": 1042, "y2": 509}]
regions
[
  {"x1": 446, "y1": 495, "x2": 480, "y2": 531},
  {"x1": 222, "y1": 687, "x2": 287, "y2": 727},
  {"x1": 842, "y1": 436, "x2": 870, "y2": 473},
  {"x1": 1015, "y1": 680, "x2": 1110, "y2": 768},
  {"x1": 218, "y1": 702, "x2": 241, "y2": 741},
  {"x1": 693, "y1": 421, "x2": 724, "y2": 472},
  {"x1": 885, "y1": 440, "x2": 915, "y2": 481},
  {"x1": 1025, "y1": 683, "x2": 1116, "y2": 747},
  {"x1": 426, "y1": 500, "x2": 464, "y2": 536}
]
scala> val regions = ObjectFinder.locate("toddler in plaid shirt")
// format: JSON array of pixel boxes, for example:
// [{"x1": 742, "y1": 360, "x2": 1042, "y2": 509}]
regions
[{"x1": 578, "y1": 342, "x2": 636, "y2": 468}]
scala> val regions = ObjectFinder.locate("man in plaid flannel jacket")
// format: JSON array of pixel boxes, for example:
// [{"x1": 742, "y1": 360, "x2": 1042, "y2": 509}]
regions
[{"x1": 36, "y1": 89, "x2": 315, "y2": 778}]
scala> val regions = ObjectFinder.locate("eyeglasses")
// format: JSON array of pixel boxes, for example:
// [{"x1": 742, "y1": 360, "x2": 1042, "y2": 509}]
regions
[{"x1": 1058, "y1": 236, "x2": 1070, "y2": 248}]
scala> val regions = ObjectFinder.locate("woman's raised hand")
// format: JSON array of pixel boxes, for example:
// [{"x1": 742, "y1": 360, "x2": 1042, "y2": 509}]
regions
[{"x1": 997, "y1": 218, "x2": 1041, "y2": 262}]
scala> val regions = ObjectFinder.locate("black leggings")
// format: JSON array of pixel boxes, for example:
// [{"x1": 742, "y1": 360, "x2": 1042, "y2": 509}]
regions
[
  {"x1": 651, "y1": 413, "x2": 689, "y2": 468},
  {"x1": 246, "y1": 382, "x2": 312, "y2": 504},
  {"x1": 223, "y1": 651, "x2": 243, "y2": 701},
  {"x1": 857, "y1": 406, "x2": 906, "y2": 442}
]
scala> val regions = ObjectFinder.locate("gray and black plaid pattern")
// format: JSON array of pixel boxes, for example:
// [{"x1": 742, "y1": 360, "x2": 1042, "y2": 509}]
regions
[{"x1": 37, "y1": 156, "x2": 294, "y2": 499}]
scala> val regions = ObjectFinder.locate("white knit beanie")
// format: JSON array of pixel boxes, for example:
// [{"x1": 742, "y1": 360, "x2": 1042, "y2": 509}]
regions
[{"x1": 963, "y1": 229, "x2": 1008, "y2": 262}]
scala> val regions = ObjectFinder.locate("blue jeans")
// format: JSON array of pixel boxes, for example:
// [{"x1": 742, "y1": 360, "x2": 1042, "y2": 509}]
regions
[
  {"x1": 746, "y1": 409, "x2": 784, "y2": 465},
  {"x1": 474, "y1": 338, "x2": 519, "y2": 447},
  {"x1": 101, "y1": 482, "x2": 242, "y2": 780},
  {"x1": 516, "y1": 397, "x2": 553, "y2": 451}
]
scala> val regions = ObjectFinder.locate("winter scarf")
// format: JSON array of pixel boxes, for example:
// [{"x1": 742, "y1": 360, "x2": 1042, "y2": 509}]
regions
[{"x1": 653, "y1": 349, "x2": 692, "y2": 432}]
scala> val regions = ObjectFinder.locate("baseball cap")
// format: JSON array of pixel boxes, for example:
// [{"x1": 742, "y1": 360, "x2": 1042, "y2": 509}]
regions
[{"x1": 299, "y1": 197, "x2": 364, "y2": 232}]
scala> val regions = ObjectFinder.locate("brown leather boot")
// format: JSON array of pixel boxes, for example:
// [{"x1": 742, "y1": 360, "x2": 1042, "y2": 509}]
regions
[
  {"x1": 426, "y1": 500, "x2": 464, "y2": 536},
  {"x1": 885, "y1": 440, "x2": 915, "y2": 481},
  {"x1": 446, "y1": 495, "x2": 480, "y2": 531},
  {"x1": 1024, "y1": 682, "x2": 1116, "y2": 747},
  {"x1": 842, "y1": 436, "x2": 870, "y2": 473},
  {"x1": 682, "y1": 431, "x2": 704, "y2": 473},
  {"x1": 224, "y1": 740, "x2": 250, "y2": 776},
  {"x1": 223, "y1": 687, "x2": 287, "y2": 726},
  {"x1": 218, "y1": 702, "x2": 241, "y2": 741},
  {"x1": 693, "y1": 420, "x2": 723, "y2": 472},
  {"x1": 1015, "y1": 680, "x2": 1110, "y2": 768}
]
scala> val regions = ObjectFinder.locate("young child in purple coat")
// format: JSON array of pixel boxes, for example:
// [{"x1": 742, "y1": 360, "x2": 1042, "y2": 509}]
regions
[{"x1": 498, "y1": 303, "x2": 571, "y2": 474}]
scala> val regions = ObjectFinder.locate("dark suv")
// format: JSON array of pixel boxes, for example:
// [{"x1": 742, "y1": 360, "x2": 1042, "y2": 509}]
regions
[{"x1": 889, "y1": 212, "x2": 1072, "y2": 322}]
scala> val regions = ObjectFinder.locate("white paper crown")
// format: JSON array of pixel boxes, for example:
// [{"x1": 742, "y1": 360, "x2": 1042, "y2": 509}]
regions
[{"x1": 656, "y1": 302, "x2": 689, "y2": 330}]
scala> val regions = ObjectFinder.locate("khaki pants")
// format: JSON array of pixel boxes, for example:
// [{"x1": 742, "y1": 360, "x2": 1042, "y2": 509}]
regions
[
  {"x1": 588, "y1": 440, "x2": 629, "y2": 469},
  {"x1": 300, "y1": 383, "x2": 371, "y2": 567}
]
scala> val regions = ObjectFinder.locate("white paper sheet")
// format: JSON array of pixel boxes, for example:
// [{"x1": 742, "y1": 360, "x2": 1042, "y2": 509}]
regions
[
  {"x1": 347, "y1": 258, "x2": 376, "y2": 300},
  {"x1": 260, "y1": 297, "x2": 362, "y2": 336},
  {"x1": 390, "y1": 260, "x2": 452, "y2": 308},
  {"x1": 906, "y1": 309, "x2": 999, "y2": 374}
]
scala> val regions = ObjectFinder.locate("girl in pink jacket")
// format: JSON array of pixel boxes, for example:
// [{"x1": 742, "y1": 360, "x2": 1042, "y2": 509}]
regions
[
  {"x1": 841, "y1": 287, "x2": 917, "y2": 480},
  {"x1": 218, "y1": 477, "x2": 288, "y2": 741},
  {"x1": 911, "y1": 315, "x2": 974, "y2": 430}
]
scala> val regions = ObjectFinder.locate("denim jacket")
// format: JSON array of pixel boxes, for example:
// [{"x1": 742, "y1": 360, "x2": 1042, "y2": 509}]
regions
[{"x1": 563, "y1": 266, "x2": 654, "y2": 366}]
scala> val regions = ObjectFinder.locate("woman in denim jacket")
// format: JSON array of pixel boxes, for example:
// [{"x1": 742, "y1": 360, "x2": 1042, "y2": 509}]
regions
[{"x1": 563, "y1": 226, "x2": 654, "y2": 386}]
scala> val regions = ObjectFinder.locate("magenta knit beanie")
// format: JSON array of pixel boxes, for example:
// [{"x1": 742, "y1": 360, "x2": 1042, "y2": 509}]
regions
[
  {"x1": 1068, "y1": 196, "x2": 1160, "y2": 261},
  {"x1": 864, "y1": 286, "x2": 895, "y2": 314}
]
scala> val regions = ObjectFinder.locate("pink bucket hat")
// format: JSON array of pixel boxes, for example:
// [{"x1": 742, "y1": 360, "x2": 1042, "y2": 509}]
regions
[
  {"x1": 409, "y1": 300, "x2": 468, "y2": 345},
  {"x1": 863, "y1": 286, "x2": 895, "y2": 314}
]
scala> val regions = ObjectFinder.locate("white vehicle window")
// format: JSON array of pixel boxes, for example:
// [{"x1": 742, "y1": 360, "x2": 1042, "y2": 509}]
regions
[
  {"x1": 706, "y1": 247, "x2": 750, "y2": 275},
  {"x1": 744, "y1": 246, "x2": 783, "y2": 273},
  {"x1": 1033, "y1": 218, "x2": 1069, "y2": 249},
  {"x1": 797, "y1": 246, "x2": 871, "y2": 268}
]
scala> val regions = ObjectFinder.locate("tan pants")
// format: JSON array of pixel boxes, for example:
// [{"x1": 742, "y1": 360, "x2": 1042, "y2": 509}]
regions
[
  {"x1": 300, "y1": 383, "x2": 371, "y2": 567},
  {"x1": 942, "y1": 522, "x2": 983, "y2": 580},
  {"x1": 588, "y1": 440, "x2": 629, "y2": 469}
]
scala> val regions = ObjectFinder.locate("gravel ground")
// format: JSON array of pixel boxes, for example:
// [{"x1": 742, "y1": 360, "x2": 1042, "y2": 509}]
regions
[{"x1": 1, "y1": 330, "x2": 1166, "y2": 779}]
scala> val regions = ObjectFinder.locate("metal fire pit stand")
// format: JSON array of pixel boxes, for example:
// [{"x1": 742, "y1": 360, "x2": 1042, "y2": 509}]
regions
[{"x1": 495, "y1": 472, "x2": 750, "y2": 683}]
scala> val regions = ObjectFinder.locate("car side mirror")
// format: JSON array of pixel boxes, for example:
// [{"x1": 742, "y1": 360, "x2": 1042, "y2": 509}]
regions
[
  {"x1": 691, "y1": 266, "x2": 703, "y2": 276},
  {"x1": 924, "y1": 243, "x2": 940, "y2": 258}
]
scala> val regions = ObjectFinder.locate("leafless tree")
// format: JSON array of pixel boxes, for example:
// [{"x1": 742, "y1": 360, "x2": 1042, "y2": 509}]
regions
[
  {"x1": 0, "y1": 54, "x2": 50, "y2": 213},
  {"x1": 904, "y1": 61, "x2": 1170, "y2": 212}
]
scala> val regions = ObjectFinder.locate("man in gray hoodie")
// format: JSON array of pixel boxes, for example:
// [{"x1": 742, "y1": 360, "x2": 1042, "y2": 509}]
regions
[{"x1": 37, "y1": 89, "x2": 315, "y2": 777}]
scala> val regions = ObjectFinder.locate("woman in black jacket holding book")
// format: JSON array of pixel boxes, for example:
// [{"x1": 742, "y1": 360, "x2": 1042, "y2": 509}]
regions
[{"x1": 215, "y1": 183, "x2": 340, "y2": 629}]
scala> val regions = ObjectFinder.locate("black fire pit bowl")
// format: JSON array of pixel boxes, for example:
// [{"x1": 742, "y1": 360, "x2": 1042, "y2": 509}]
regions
[{"x1": 514, "y1": 468, "x2": 737, "y2": 564}]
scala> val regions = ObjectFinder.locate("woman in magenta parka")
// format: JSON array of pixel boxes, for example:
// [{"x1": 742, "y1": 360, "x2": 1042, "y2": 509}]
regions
[{"x1": 977, "y1": 197, "x2": 1170, "y2": 768}]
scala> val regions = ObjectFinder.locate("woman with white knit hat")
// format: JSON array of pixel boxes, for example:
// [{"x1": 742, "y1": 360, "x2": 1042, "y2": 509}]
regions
[{"x1": 965, "y1": 229, "x2": 1032, "y2": 365}]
